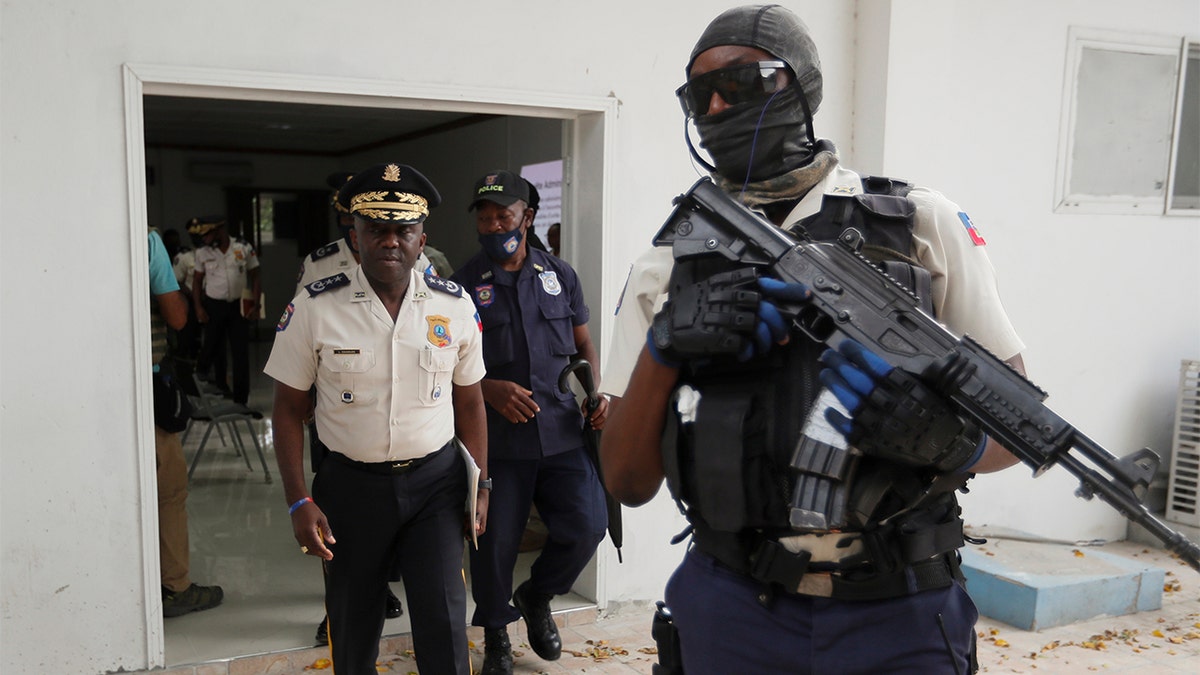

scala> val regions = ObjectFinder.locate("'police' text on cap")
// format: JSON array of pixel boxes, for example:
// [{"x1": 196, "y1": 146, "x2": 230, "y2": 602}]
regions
[{"x1": 469, "y1": 170, "x2": 530, "y2": 211}]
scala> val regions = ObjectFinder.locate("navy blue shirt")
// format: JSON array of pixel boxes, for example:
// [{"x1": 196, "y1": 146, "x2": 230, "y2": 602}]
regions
[{"x1": 451, "y1": 248, "x2": 589, "y2": 460}]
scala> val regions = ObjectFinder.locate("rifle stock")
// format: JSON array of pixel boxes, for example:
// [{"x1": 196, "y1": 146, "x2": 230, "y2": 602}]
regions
[{"x1": 652, "y1": 177, "x2": 1200, "y2": 571}]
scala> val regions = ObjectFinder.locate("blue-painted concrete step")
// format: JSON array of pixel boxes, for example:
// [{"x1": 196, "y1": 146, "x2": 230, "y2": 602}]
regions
[{"x1": 960, "y1": 538, "x2": 1164, "y2": 631}]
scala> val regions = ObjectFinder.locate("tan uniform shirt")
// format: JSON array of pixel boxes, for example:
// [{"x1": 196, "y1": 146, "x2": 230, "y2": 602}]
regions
[
  {"x1": 173, "y1": 249, "x2": 195, "y2": 294},
  {"x1": 266, "y1": 266, "x2": 485, "y2": 462},
  {"x1": 601, "y1": 165, "x2": 1025, "y2": 398},
  {"x1": 194, "y1": 240, "x2": 259, "y2": 302}
]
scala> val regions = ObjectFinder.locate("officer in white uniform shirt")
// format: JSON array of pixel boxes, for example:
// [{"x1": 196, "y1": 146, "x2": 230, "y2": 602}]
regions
[
  {"x1": 266, "y1": 162, "x2": 489, "y2": 675},
  {"x1": 188, "y1": 216, "x2": 260, "y2": 404},
  {"x1": 296, "y1": 173, "x2": 425, "y2": 644}
]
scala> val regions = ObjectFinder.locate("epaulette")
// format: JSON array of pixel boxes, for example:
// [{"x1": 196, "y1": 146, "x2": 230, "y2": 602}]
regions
[
  {"x1": 305, "y1": 273, "x2": 351, "y2": 297},
  {"x1": 309, "y1": 241, "x2": 341, "y2": 262},
  {"x1": 423, "y1": 274, "x2": 463, "y2": 298}
]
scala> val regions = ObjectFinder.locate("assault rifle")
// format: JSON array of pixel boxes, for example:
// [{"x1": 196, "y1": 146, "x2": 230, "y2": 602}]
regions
[{"x1": 652, "y1": 177, "x2": 1200, "y2": 571}]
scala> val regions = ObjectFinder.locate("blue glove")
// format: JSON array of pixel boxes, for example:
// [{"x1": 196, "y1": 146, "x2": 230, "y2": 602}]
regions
[
  {"x1": 743, "y1": 277, "x2": 811, "y2": 360},
  {"x1": 818, "y1": 340, "x2": 987, "y2": 472}
]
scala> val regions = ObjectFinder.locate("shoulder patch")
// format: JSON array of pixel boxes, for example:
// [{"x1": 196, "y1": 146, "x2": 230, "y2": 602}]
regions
[
  {"x1": 305, "y1": 273, "x2": 351, "y2": 297},
  {"x1": 310, "y1": 242, "x2": 341, "y2": 261},
  {"x1": 424, "y1": 273, "x2": 463, "y2": 298}
]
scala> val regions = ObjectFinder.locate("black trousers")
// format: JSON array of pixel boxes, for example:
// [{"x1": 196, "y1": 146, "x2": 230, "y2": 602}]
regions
[
  {"x1": 469, "y1": 448, "x2": 606, "y2": 628},
  {"x1": 198, "y1": 297, "x2": 250, "y2": 404},
  {"x1": 314, "y1": 445, "x2": 469, "y2": 675}
]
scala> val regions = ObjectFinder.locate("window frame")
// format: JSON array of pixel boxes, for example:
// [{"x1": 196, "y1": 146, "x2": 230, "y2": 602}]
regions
[
  {"x1": 1166, "y1": 42, "x2": 1199, "y2": 215},
  {"x1": 1055, "y1": 27, "x2": 1192, "y2": 215}
]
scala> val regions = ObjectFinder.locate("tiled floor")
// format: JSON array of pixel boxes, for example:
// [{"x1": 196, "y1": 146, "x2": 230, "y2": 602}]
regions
[
  {"x1": 156, "y1": 339, "x2": 595, "y2": 669},
  {"x1": 142, "y1": 339, "x2": 1200, "y2": 675}
]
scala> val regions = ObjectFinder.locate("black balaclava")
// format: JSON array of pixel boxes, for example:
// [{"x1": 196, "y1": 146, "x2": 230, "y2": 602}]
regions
[{"x1": 685, "y1": 4, "x2": 824, "y2": 184}]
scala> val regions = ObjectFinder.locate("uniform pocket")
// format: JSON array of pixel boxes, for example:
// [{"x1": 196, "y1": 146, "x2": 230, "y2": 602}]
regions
[
  {"x1": 536, "y1": 295, "x2": 576, "y2": 356},
  {"x1": 480, "y1": 311, "x2": 515, "y2": 370},
  {"x1": 320, "y1": 347, "x2": 377, "y2": 404},
  {"x1": 418, "y1": 346, "x2": 457, "y2": 406}
]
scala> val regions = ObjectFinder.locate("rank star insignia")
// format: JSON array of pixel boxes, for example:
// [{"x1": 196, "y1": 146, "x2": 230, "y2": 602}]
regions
[{"x1": 426, "y1": 315, "x2": 452, "y2": 347}]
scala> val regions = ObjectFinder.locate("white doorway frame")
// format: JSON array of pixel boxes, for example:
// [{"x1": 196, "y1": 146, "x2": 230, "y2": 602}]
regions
[{"x1": 122, "y1": 62, "x2": 617, "y2": 668}]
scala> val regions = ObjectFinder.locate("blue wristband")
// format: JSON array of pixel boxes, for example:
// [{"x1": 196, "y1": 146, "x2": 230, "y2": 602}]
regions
[
  {"x1": 288, "y1": 496, "x2": 313, "y2": 515},
  {"x1": 958, "y1": 433, "x2": 989, "y2": 474},
  {"x1": 645, "y1": 327, "x2": 681, "y2": 368}
]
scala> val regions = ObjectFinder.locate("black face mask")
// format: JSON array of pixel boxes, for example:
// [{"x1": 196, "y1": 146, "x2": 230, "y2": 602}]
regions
[{"x1": 692, "y1": 85, "x2": 816, "y2": 183}]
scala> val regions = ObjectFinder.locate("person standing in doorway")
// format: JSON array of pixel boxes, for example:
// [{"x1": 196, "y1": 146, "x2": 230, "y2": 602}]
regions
[
  {"x1": 267, "y1": 162, "x2": 488, "y2": 674},
  {"x1": 149, "y1": 227, "x2": 224, "y2": 617},
  {"x1": 189, "y1": 216, "x2": 261, "y2": 405},
  {"x1": 451, "y1": 169, "x2": 608, "y2": 675}
]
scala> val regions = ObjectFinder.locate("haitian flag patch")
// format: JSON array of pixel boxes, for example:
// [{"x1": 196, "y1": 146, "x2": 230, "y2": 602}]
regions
[
  {"x1": 958, "y1": 212, "x2": 987, "y2": 246},
  {"x1": 276, "y1": 303, "x2": 294, "y2": 332}
]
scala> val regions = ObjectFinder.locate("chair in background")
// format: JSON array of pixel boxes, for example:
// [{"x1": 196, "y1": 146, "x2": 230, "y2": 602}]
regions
[{"x1": 178, "y1": 367, "x2": 272, "y2": 484}]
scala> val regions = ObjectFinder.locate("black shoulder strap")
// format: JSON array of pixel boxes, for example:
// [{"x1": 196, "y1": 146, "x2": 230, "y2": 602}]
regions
[
  {"x1": 423, "y1": 273, "x2": 464, "y2": 298},
  {"x1": 861, "y1": 175, "x2": 914, "y2": 198},
  {"x1": 309, "y1": 241, "x2": 341, "y2": 261},
  {"x1": 305, "y1": 273, "x2": 350, "y2": 297}
]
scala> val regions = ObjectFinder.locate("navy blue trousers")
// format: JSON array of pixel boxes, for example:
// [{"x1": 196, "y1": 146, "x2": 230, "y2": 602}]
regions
[
  {"x1": 469, "y1": 448, "x2": 606, "y2": 628},
  {"x1": 314, "y1": 445, "x2": 469, "y2": 675},
  {"x1": 665, "y1": 549, "x2": 978, "y2": 674}
]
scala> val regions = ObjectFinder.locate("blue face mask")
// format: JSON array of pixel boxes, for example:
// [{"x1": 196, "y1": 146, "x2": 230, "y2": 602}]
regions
[{"x1": 478, "y1": 228, "x2": 523, "y2": 261}]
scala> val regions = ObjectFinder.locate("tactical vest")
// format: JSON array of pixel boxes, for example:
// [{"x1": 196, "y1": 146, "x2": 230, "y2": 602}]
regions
[{"x1": 661, "y1": 177, "x2": 967, "y2": 600}]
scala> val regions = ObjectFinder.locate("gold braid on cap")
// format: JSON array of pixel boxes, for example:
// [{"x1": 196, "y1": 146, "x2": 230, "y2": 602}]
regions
[
  {"x1": 350, "y1": 191, "x2": 429, "y2": 221},
  {"x1": 186, "y1": 219, "x2": 225, "y2": 235}
]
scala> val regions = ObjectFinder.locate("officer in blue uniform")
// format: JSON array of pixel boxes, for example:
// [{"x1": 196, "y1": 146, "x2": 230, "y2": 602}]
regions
[{"x1": 451, "y1": 170, "x2": 608, "y2": 675}]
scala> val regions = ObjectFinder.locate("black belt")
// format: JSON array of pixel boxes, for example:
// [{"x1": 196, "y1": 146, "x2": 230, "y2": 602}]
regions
[
  {"x1": 692, "y1": 524, "x2": 960, "y2": 601},
  {"x1": 326, "y1": 442, "x2": 449, "y2": 475}
]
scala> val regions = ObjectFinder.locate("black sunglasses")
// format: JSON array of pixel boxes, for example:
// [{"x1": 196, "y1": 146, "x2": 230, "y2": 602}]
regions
[{"x1": 676, "y1": 61, "x2": 790, "y2": 117}]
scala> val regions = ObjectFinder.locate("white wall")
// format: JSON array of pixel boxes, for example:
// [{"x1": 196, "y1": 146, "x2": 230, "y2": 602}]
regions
[
  {"x1": 2, "y1": 1, "x2": 1196, "y2": 672},
  {"x1": 875, "y1": 0, "x2": 1200, "y2": 541}
]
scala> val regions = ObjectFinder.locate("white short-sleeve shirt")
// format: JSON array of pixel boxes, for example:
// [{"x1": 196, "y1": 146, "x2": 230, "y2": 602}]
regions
[
  {"x1": 194, "y1": 240, "x2": 259, "y2": 302},
  {"x1": 265, "y1": 266, "x2": 485, "y2": 462},
  {"x1": 601, "y1": 166, "x2": 1024, "y2": 398}
]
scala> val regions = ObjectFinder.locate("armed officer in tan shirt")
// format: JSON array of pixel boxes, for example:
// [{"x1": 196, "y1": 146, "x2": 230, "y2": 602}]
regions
[{"x1": 266, "y1": 163, "x2": 489, "y2": 675}]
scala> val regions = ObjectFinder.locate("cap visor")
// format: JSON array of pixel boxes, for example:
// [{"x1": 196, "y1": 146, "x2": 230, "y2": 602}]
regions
[{"x1": 468, "y1": 195, "x2": 521, "y2": 211}]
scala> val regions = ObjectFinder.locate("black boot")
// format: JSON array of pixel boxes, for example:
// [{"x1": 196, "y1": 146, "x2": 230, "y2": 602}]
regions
[
  {"x1": 314, "y1": 616, "x2": 328, "y2": 646},
  {"x1": 482, "y1": 626, "x2": 513, "y2": 675},
  {"x1": 385, "y1": 587, "x2": 404, "y2": 619},
  {"x1": 513, "y1": 580, "x2": 561, "y2": 661}
]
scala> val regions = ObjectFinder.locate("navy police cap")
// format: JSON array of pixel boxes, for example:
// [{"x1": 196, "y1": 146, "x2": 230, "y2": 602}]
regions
[{"x1": 469, "y1": 169, "x2": 530, "y2": 211}]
